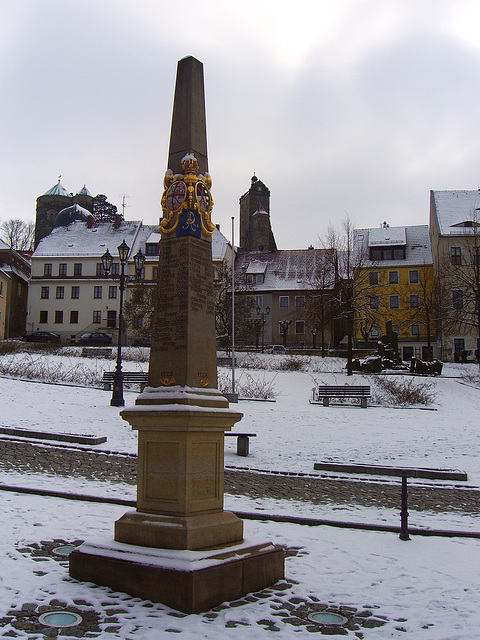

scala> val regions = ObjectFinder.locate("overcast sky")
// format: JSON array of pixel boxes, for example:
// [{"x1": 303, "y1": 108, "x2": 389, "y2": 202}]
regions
[{"x1": 2, "y1": 0, "x2": 480, "y2": 249}]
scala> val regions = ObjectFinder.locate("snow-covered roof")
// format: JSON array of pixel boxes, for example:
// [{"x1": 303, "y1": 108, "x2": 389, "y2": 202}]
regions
[
  {"x1": 356, "y1": 225, "x2": 432, "y2": 267},
  {"x1": 0, "y1": 239, "x2": 9, "y2": 250},
  {"x1": 76, "y1": 185, "x2": 91, "y2": 196},
  {"x1": 33, "y1": 220, "x2": 144, "y2": 258},
  {"x1": 42, "y1": 180, "x2": 72, "y2": 197},
  {"x1": 431, "y1": 190, "x2": 480, "y2": 235},
  {"x1": 211, "y1": 227, "x2": 230, "y2": 262},
  {"x1": 145, "y1": 232, "x2": 161, "y2": 245},
  {"x1": 235, "y1": 249, "x2": 333, "y2": 291},
  {"x1": 0, "y1": 267, "x2": 11, "y2": 280},
  {"x1": 368, "y1": 226, "x2": 406, "y2": 246}
]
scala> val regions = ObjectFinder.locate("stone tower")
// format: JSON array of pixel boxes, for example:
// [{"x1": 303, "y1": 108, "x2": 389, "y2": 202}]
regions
[
  {"x1": 35, "y1": 181, "x2": 93, "y2": 248},
  {"x1": 239, "y1": 175, "x2": 277, "y2": 252}
]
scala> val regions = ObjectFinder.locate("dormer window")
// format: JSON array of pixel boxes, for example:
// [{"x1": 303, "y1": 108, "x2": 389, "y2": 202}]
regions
[{"x1": 145, "y1": 243, "x2": 159, "y2": 256}]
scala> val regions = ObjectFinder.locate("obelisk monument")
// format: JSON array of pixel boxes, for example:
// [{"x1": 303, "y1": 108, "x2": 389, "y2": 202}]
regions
[{"x1": 70, "y1": 56, "x2": 284, "y2": 613}]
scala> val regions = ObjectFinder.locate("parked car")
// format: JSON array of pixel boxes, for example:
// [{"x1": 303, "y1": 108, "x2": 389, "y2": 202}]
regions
[
  {"x1": 23, "y1": 331, "x2": 60, "y2": 344},
  {"x1": 70, "y1": 332, "x2": 113, "y2": 346},
  {"x1": 265, "y1": 344, "x2": 286, "y2": 355}
]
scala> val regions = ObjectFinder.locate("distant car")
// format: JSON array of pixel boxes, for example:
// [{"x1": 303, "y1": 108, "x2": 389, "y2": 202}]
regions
[
  {"x1": 23, "y1": 331, "x2": 60, "y2": 344},
  {"x1": 265, "y1": 344, "x2": 286, "y2": 355},
  {"x1": 71, "y1": 332, "x2": 113, "y2": 346}
]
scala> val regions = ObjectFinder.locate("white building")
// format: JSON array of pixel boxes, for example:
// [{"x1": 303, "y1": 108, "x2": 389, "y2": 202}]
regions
[{"x1": 28, "y1": 217, "x2": 158, "y2": 341}]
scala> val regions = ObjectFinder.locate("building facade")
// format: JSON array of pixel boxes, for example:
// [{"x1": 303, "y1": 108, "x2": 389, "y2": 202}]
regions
[
  {"x1": 0, "y1": 239, "x2": 30, "y2": 338},
  {"x1": 354, "y1": 225, "x2": 435, "y2": 360},
  {"x1": 430, "y1": 190, "x2": 480, "y2": 361}
]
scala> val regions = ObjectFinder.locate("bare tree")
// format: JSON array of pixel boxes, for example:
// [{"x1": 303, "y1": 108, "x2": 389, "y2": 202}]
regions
[
  {"x1": 302, "y1": 249, "x2": 337, "y2": 355},
  {"x1": 322, "y1": 217, "x2": 373, "y2": 375},
  {"x1": 0, "y1": 219, "x2": 34, "y2": 251}
]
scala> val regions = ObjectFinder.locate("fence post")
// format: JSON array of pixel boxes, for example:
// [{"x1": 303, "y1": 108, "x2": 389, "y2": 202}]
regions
[{"x1": 399, "y1": 471, "x2": 410, "y2": 541}]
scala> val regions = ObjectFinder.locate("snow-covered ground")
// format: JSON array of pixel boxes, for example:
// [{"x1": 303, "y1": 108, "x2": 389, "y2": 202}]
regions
[{"x1": 0, "y1": 351, "x2": 479, "y2": 638}]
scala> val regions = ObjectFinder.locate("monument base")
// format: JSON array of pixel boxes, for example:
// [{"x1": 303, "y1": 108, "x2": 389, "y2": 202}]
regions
[
  {"x1": 69, "y1": 537, "x2": 285, "y2": 614},
  {"x1": 115, "y1": 509, "x2": 244, "y2": 550}
]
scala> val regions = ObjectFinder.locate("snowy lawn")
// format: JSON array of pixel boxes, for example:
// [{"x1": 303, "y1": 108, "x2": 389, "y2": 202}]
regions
[{"x1": 0, "y1": 350, "x2": 478, "y2": 638}]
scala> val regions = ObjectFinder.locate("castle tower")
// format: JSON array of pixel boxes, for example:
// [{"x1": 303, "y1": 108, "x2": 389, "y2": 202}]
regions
[
  {"x1": 34, "y1": 180, "x2": 72, "y2": 248},
  {"x1": 239, "y1": 175, "x2": 277, "y2": 252}
]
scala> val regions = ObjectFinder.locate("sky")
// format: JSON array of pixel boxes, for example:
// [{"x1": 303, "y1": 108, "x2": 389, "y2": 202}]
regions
[{"x1": 3, "y1": 1, "x2": 480, "y2": 249}]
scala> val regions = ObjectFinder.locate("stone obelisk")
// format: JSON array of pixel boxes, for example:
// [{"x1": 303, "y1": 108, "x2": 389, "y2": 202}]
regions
[{"x1": 70, "y1": 56, "x2": 284, "y2": 614}]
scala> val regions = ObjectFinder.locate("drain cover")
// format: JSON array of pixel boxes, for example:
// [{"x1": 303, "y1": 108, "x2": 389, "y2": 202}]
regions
[
  {"x1": 52, "y1": 545, "x2": 77, "y2": 556},
  {"x1": 308, "y1": 611, "x2": 348, "y2": 625},
  {"x1": 38, "y1": 611, "x2": 82, "y2": 628}
]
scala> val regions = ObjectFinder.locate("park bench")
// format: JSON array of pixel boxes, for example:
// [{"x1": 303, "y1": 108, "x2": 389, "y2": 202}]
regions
[
  {"x1": 312, "y1": 385, "x2": 371, "y2": 408},
  {"x1": 102, "y1": 371, "x2": 149, "y2": 391},
  {"x1": 82, "y1": 347, "x2": 112, "y2": 358},
  {"x1": 225, "y1": 432, "x2": 256, "y2": 457}
]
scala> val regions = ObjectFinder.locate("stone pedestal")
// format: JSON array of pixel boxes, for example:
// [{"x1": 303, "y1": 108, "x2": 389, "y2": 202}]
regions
[{"x1": 70, "y1": 537, "x2": 285, "y2": 614}]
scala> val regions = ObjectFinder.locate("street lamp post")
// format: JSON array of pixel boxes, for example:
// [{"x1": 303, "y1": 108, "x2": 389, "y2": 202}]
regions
[
  {"x1": 256, "y1": 305, "x2": 270, "y2": 353},
  {"x1": 102, "y1": 241, "x2": 145, "y2": 407},
  {"x1": 280, "y1": 319, "x2": 291, "y2": 348}
]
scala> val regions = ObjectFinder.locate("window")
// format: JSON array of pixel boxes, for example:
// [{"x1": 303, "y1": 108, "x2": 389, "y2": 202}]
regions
[
  {"x1": 371, "y1": 325, "x2": 380, "y2": 337},
  {"x1": 93, "y1": 286, "x2": 102, "y2": 299},
  {"x1": 137, "y1": 267, "x2": 145, "y2": 280},
  {"x1": 389, "y1": 295, "x2": 399, "y2": 309},
  {"x1": 96, "y1": 263, "x2": 105, "y2": 276},
  {"x1": 146, "y1": 243, "x2": 159, "y2": 256},
  {"x1": 472, "y1": 246, "x2": 480, "y2": 266},
  {"x1": 41, "y1": 286, "x2": 49, "y2": 299},
  {"x1": 74, "y1": 263, "x2": 82, "y2": 276},
  {"x1": 59, "y1": 263, "x2": 67, "y2": 276},
  {"x1": 370, "y1": 247, "x2": 405, "y2": 260},
  {"x1": 409, "y1": 270, "x2": 419, "y2": 284},
  {"x1": 255, "y1": 295, "x2": 263, "y2": 308},
  {"x1": 295, "y1": 321, "x2": 305, "y2": 334},
  {"x1": 452, "y1": 289, "x2": 463, "y2": 310},
  {"x1": 411, "y1": 324, "x2": 420, "y2": 336},
  {"x1": 410, "y1": 294, "x2": 419, "y2": 308},
  {"x1": 153, "y1": 267, "x2": 159, "y2": 280},
  {"x1": 70, "y1": 310, "x2": 78, "y2": 324},
  {"x1": 71, "y1": 286, "x2": 80, "y2": 299},
  {"x1": 108, "y1": 286, "x2": 117, "y2": 299},
  {"x1": 39, "y1": 310, "x2": 48, "y2": 323},
  {"x1": 295, "y1": 296, "x2": 305, "y2": 308},
  {"x1": 111, "y1": 263, "x2": 120, "y2": 276},
  {"x1": 388, "y1": 271, "x2": 399, "y2": 284},
  {"x1": 255, "y1": 274, "x2": 264, "y2": 284},
  {"x1": 279, "y1": 296, "x2": 289, "y2": 308},
  {"x1": 369, "y1": 271, "x2": 379, "y2": 286},
  {"x1": 17, "y1": 283, "x2": 21, "y2": 296},
  {"x1": 247, "y1": 274, "x2": 254, "y2": 284},
  {"x1": 0, "y1": 281, "x2": 3, "y2": 296},
  {"x1": 54, "y1": 310, "x2": 63, "y2": 324},
  {"x1": 93, "y1": 311, "x2": 102, "y2": 323},
  {"x1": 450, "y1": 246, "x2": 462, "y2": 265},
  {"x1": 56, "y1": 286, "x2": 64, "y2": 299},
  {"x1": 107, "y1": 310, "x2": 116, "y2": 328},
  {"x1": 133, "y1": 315, "x2": 142, "y2": 328},
  {"x1": 369, "y1": 295, "x2": 379, "y2": 310},
  {"x1": 44, "y1": 263, "x2": 52, "y2": 276}
]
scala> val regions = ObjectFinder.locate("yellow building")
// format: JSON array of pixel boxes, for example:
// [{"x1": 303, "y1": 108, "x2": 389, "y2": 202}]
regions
[{"x1": 354, "y1": 225, "x2": 436, "y2": 361}]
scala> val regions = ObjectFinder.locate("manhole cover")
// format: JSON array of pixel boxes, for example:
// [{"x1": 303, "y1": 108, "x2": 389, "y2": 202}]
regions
[
  {"x1": 38, "y1": 611, "x2": 83, "y2": 628},
  {"x1": 52, "y1": 545, "x2": 77, "y2": 556},
  {"x1": 308, "y1": 611, "x2": 348, "y2": 625}
]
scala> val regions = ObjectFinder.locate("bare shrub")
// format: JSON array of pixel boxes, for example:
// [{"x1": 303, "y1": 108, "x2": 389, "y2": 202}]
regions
[
  {"x1": 0, "y1": 353, "x2": 102, "y2": 386},
  {"x1": 217, "y1": 370, "x2": 277, "y2": 399},
  {"x1": 460, "y1": 371, "x2": 480, "y2": 388},
  {"x1": 0, "y1": 341, "x2": 23, "y2": 356},
  {"x1": 274, "y1": 355, "x2": 309, "y2": 372},
  {"x1": 372, "y1": 376, "x2": 437, "y2": 406}
]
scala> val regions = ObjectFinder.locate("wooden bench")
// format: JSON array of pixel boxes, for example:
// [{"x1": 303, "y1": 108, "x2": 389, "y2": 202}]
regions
[
  {"x1": 102, "y1": 371, "x2": 149, "y2": 391},
  {"x1": 312, "y1": 385, "x2": 371, "y2": 408},
  {"x1": 225, "y1": 432, "x2": 256, "y2": 457},
  {"x1": 82, "y1": 347, "x2": 112, "y2": 358}
]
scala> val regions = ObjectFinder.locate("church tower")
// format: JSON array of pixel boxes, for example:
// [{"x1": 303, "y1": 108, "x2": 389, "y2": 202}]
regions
[{"x1": 239, "y1": 175, "x2": 277, "y2": 252}]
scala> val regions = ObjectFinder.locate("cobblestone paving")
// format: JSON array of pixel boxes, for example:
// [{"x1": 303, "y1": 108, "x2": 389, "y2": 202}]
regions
[{"x1": 1, "y1": 438, "x2": 479, "y2": 515}]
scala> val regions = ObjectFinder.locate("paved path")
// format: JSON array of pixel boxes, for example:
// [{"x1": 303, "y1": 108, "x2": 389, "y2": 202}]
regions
[{"x1": 1, "y1": 438, "x2": 479, "y2": 514}]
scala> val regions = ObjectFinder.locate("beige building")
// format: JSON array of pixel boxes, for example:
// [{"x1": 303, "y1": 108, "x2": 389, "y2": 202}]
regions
[
  {"x1": 0, "y1": 267, "x2": 9, "y2": 339},
  {"x1": 430, "y1": 190, "x2": 480, "y2": 361}
]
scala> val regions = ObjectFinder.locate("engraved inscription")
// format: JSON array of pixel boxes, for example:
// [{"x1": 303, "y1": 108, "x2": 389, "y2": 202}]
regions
[{"x1": 145, "y1": 441, "x2": 179, "y2": 502}]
